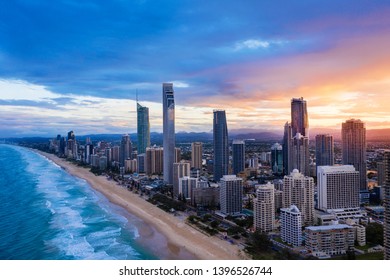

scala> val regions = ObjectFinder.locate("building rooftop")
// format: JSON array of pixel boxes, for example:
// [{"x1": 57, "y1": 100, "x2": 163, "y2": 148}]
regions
[{"x1": 306, "y1": 224, "x2": 353, "y2": 231}]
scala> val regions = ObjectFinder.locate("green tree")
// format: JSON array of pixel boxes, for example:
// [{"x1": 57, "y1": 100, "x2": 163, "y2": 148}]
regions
[
  {"x1": 245, "y1": 230, "x2": 273, "y2": 258},
  {"x1": 366, "y1": 223, "x2": 384, "y2": 246}
]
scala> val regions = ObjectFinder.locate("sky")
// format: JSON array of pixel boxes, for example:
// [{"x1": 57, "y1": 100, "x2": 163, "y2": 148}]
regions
[{"x1": 1, "y1": 0, "x2": 390, "y2": 137}]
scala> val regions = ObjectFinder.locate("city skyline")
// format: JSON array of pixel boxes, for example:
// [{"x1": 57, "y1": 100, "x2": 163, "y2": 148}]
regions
[{"x1": 1, "y1": 1, "x2": 390, "y2": 137}]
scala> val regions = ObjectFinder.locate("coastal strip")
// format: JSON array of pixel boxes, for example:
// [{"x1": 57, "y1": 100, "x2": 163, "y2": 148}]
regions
[{"x1": 35, "y1": 150, "x2": 247, "y2": 260}]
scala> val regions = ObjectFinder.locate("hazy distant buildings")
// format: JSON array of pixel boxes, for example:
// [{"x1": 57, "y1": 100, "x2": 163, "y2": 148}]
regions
[
  {"x1": 254, "y1": 183, "x2": 275, "y2": 232},
  {"x1": 317, "y1": 165, "x2": 360, "y2": 212},
  {"x1": 271, "y1": 143, "x2": 283, "y2": 175},
  {"x1": 220, "y1": 175, "x2": 242, "y2": 215},
  {"x1": 162, "y1": 83, "x2": 175, "y2": 184},
  {"x1": 342, "y1": 119, "x2": 367, "y2": 190},
  {"x1": 283, "y1": 169, "x2": 314, "y2": 226},
  {"x1": 281, "y1": 205, "x2": 302, "y2": 247},
  {"x1": 191, "y1": 142, "x2": 203, "y2": 170},
  {"x1": 384, "y1": 151, "x2": 390, "y2": 260},
  {"x1": 213, "y1": 110, "x2": 229, "y2": 182},
  {"x1": 315, "y1": 134, "x2": 334, "y2": 169},
  {"x1": 232, "y1": 140, "x2": 245, "y2": 175},
  {"x1": 137, "y1": 102, "x2": 150, "y2": 155}
]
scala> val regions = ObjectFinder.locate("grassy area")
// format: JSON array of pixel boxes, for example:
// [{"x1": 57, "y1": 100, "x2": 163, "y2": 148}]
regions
[
  {"x1": 333, "y1": 251, "x2": 384, "y2": 260},
  {"x1": 355, "y1": 243, "x2": 373, "y2": 251},
  {"x1": 356, "y1": 252, "x2": 384, "y2": 260}
]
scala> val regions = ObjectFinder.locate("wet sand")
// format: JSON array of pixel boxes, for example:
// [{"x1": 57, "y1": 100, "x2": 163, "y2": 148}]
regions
[{"x1": 36, "y1": 151, "x2": 248, "y2": 260}]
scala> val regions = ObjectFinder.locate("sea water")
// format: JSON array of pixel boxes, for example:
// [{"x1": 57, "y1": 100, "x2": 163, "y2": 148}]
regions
[{"x1": 0, "y1": 144, "x2": 157, "y2": 260}]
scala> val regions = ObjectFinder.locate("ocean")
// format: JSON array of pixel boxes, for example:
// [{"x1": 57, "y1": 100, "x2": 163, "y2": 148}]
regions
[{"x1": 0, "y1": 144, "x2": 158, "y2": 260}]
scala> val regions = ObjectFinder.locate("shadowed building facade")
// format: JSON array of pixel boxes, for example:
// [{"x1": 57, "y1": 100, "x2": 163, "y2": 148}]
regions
[
  {"x1": 137, "y1": 102, "x2": 150, "y2": 155},
  {"x1": 213, "y1": 110, "x2": 229, "y2": 182},
  {"x1": 342, "y1": 119, "x2": 367, "y2": 190},
  {"x1": 163, "y1": 83, "x2": 175, "y2": 184}
]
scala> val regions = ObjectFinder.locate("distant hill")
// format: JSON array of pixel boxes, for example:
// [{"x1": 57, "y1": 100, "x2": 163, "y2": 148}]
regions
[{"x1": 5, "y1": 128, "x2": 390, "y2": 144}]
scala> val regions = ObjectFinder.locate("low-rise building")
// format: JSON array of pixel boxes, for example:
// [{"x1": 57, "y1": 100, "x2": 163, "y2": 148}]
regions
[{"x1": 305, "y1": 224, "x2": 355, "y2": 256}]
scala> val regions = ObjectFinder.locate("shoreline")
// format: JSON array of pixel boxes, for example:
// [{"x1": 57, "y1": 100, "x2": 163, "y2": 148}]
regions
[{"x1": 35, "y1": 150, "x2": 247, "y2": 260}]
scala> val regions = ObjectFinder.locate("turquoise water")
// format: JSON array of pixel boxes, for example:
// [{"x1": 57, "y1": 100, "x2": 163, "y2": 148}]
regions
[{"x1": 0, "y1": 144, "x2": 157, "y2": 260}]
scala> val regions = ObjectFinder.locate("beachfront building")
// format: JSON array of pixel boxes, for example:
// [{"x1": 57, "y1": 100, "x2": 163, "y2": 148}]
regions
[
  {"x1": 305, "y1": 224, "x2": 355, "y2": 257},
  {"x1": 253, "y1": 182, "x2": 275, "y2": 232},
  {"x1": 145, "y1": 147, "x2": 164, "y2": 175},
  {"x1": 192, "y1": 186, "x2": 219, "y2": 207},
  {"x1": 120, "y1": 134, "x2": 132, "y2": 166},
  {"x1": 178, "y1": 176, "x2": 198, "y2": 201},
  {"x1": 281, "y1": 205, "x2": 302, "y2": 247},
  {"x1": 220, "y1": 175, "x2": 243, "y2": 215},
  {"x1": 283, "y1": 169, "x2": 314, "y2": 226},
  {"x1": 173, "y1": 161, "x2": 191, "y2": 198}
]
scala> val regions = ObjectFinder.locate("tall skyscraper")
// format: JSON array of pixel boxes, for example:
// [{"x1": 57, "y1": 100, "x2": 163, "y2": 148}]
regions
[
  {"x1": 191, "y1": 142, "x2": 203, "y2": 170},
  {"x1": 220, "y1": 175, "x2": 242, "y2": 215},
  {"x1": 291, "y1": 97, "x2": 309, "y2": 137},
  {"x1": 342, "y1": 119, "x2": 367, "y2": 190},
  {"x1": 120, "y1": 134, "x2": 132, "y2": 166},
  {"x1": 137, "y1": 102, "x2": 150, "y2": 155},
  {"x1": 254, "y1": 183, "x2": 275, "y2": 232},
  {"x1": 383, "y1": 151, "x2": 390, "y2": 260},
  {"x1": 232, "y1": 140, "x2": 245, "y2": 175},
  {"x1": 283, "y1": 169, "x2": 314, "y2": 226},
  {"x1": 315, "y1": 134, "x2": 334, "y2": 169},
  {"x1": 317, "y1": 165, "x2": 360, "y2": 212},
  {"x1": 213, "y1": 110, "x2": 229, "y2": 182},
  {"x1": 271, "y1": 143, "x2": 283, "y2": 175},
  {"x1": 283, "y1": 97, "x2": 310, "y2": 176},
  {"x1": 281, "y1": 205, "x2": 302, "y2": 247},
  {"x1": 163, "y1": 83, "x2": 175, "y2": 184}
]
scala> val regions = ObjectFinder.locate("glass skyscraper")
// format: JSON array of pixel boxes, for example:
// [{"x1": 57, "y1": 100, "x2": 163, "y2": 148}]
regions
[
  {"x1": 213, "y1": 110, "x2": 229, "y2": 182},
  {"x1": 283, "y1": 97, "x2": 310, "y2": 176},
  {"x1": 137, "y1": 102, "x2": 150, "y2": 155},
  {"x1": 163, "y1": 83, "x2": 175, "y2": 184},
  {"x1": 291, "y1": 97, "x2": 309, "y2": 137}
]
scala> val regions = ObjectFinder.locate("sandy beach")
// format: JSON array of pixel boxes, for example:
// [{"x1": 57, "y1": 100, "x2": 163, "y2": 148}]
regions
[{"x1": 36, "y1": 150, "x2": 248, "y2": 260}]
